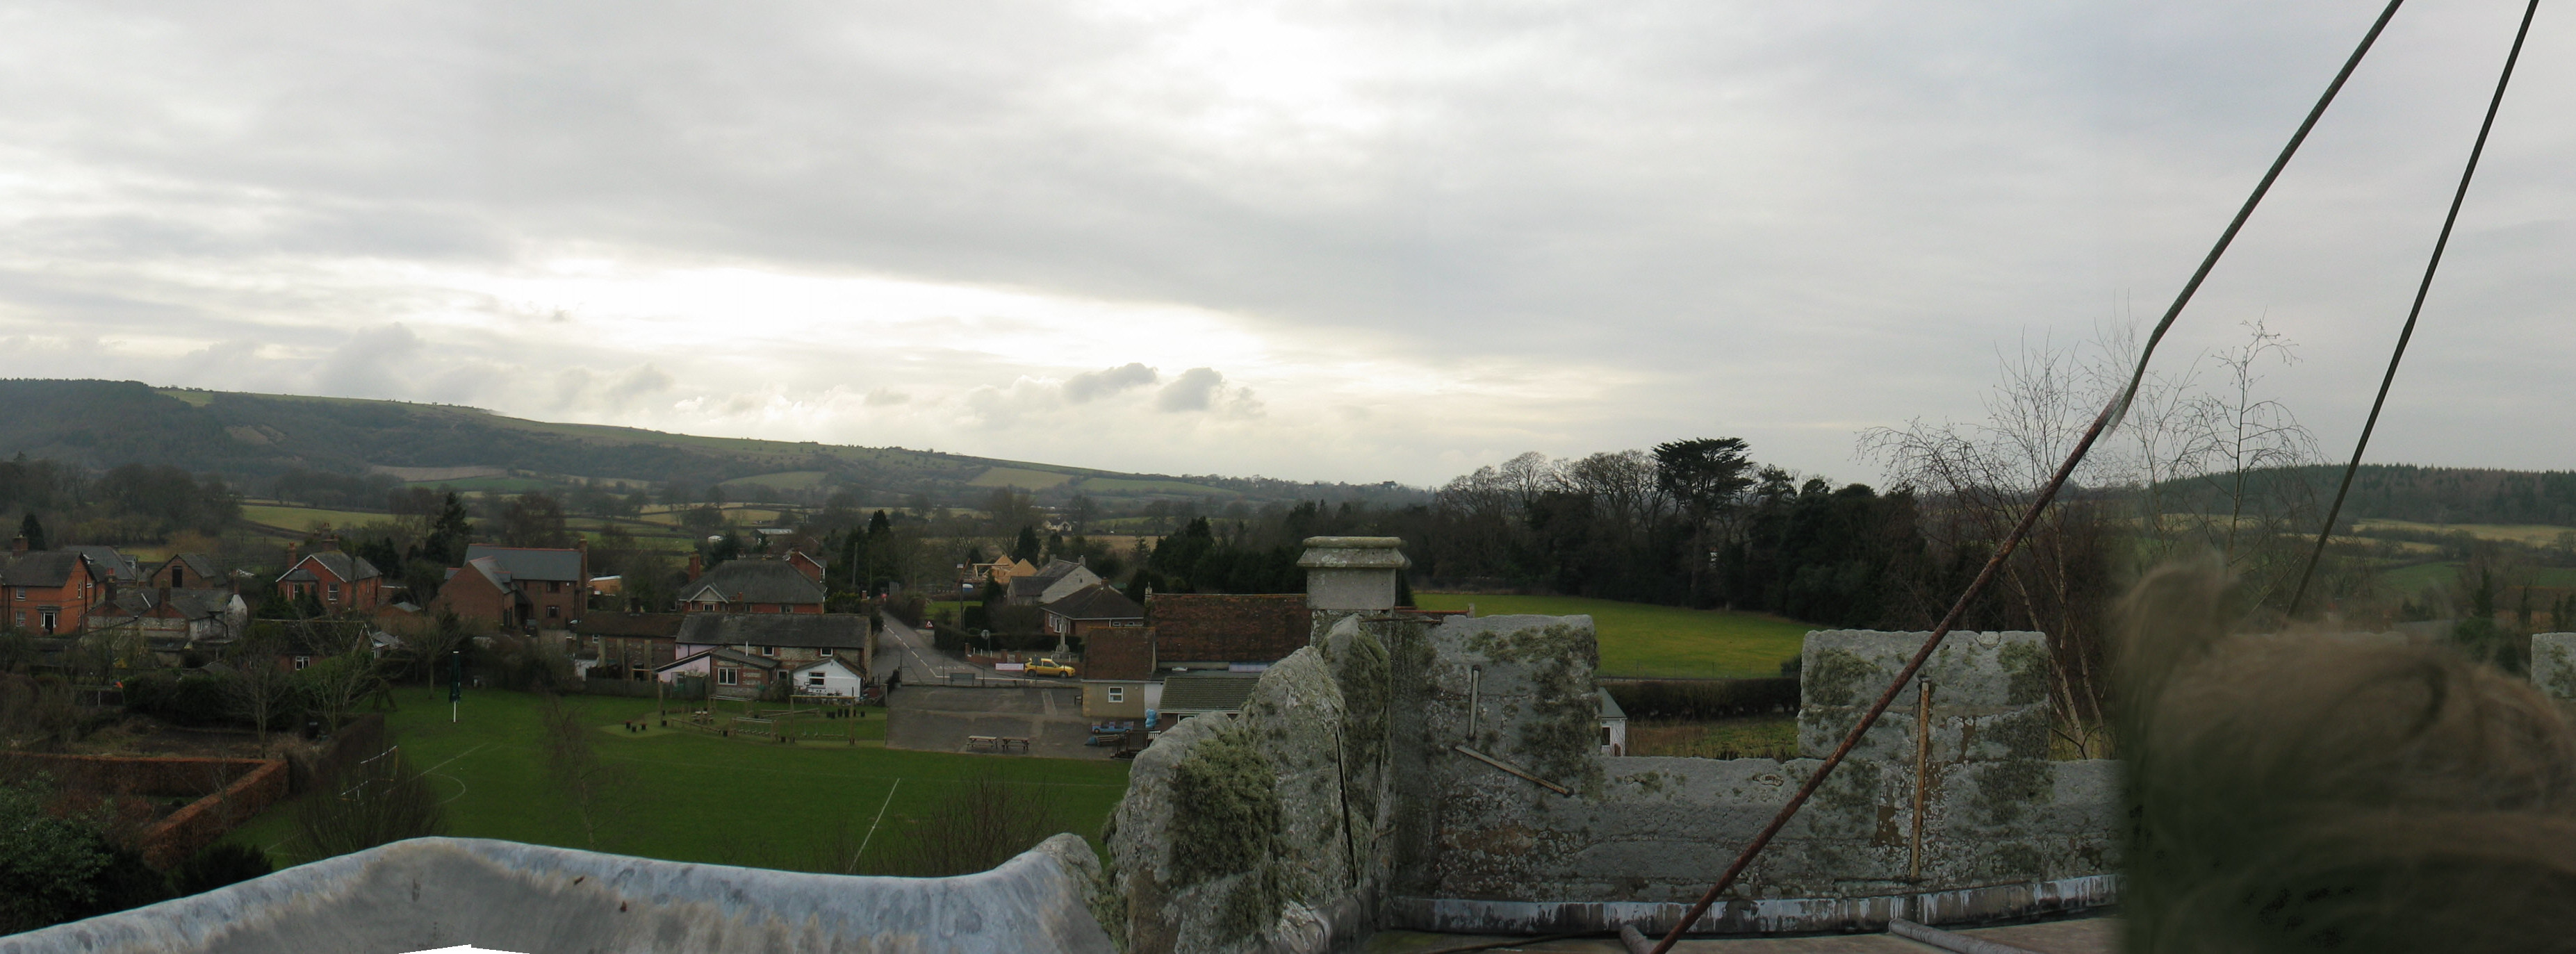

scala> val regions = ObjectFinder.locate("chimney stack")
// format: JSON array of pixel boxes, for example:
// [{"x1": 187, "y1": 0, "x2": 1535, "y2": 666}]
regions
[
  {"x1": 320, "y1": 535, "x2": 341, "y2": 552},
  {"x1": 687, "y1": 553, "x2": 703, "y2": 581},
  {"x1": 8, "y1": 535, "x2": 24, "y2": 554},
  {"x1": 1297, "y1": 536, "x2": 1410, "y2": 613}
]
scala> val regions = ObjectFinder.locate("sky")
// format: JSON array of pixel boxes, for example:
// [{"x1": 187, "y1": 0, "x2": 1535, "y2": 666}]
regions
[{"x1": 1, "y1": 1, "x2": 2569, "y2": 488}]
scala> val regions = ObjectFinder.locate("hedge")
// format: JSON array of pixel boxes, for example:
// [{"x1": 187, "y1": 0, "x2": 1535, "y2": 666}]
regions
[{"x1": 1603, "y1": 677, "x2": 1800, "y2": 721}]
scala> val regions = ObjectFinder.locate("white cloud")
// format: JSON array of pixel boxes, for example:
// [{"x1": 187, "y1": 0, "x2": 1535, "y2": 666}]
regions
[{"x1": 1063, "y1": 362, "x2": 1158, "y2": 403}]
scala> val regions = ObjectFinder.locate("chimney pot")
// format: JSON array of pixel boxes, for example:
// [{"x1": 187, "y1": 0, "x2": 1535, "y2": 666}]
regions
[{"x1": 8, "y1": 535, "x2": 24, "y2": 553}]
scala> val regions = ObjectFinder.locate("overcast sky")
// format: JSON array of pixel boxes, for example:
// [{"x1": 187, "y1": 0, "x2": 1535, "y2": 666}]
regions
[{"x1": 1, "y1": 1, "x2": 2568, "y2": 487}]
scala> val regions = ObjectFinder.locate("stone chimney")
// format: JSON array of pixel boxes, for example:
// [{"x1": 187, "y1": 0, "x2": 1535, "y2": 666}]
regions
[{"x1": 1297, "y1": 536, "x2": 1409, "y2": 613}]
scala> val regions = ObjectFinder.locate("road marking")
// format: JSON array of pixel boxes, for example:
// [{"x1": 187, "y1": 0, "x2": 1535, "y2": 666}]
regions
[{"x1": 856, "y1": 778, "x2": 902, "y2": 860}]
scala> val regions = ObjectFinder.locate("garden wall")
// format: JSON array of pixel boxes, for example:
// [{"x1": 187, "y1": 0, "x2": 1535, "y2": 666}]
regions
[{"x1": 1, "y1": 752, "x2": 288, "y2": 869}]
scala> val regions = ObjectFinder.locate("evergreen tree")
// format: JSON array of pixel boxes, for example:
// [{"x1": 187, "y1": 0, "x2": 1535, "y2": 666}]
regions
[
  {"x1": 420, "y1": 493, "x2": 472, "y2": 566},
  {"x1": 1013, "y1": 526, "x2": 1042, "y2": 564},
  {"x1": 15, "y1": 513, "x2": 44, "y2": 552}
]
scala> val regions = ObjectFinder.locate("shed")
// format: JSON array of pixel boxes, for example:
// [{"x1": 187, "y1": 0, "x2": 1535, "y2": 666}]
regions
[
  {"x1": 789, "y1": 657, "x2": 868, "y2": 697},
  {"x1": 1598, "y1": 688, "x2": 1628, "y2": 756}
]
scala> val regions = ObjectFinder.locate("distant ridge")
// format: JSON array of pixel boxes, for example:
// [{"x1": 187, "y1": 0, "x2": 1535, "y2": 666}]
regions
[{"x1": 0, "y1": 379, "x2": 1421, "y2": 507}]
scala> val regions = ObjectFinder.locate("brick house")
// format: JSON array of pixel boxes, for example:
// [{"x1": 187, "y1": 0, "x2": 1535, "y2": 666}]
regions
[
  {"x1": 1146, "y1": 593, "x2": 1311, "y2": 669},
  {"x1": 1, "y1": 541, "x2": 110, "y2": 635},
  {"x1": 673, "y1": 613, "x2": 871, "y2": 675},
  {"x1": 147, "y1": 553, "x2": 232, "y2": 591},
  {"x1": 1041, "y1": 583, "x2": 1146, "y2": 639},
  {"x1": 85, "y1": 587, "x2": 249, "y2": 666},
  {"x1": 577, "y1": 612, "x2": 685, "y2": 681},
  {"x1": 425, "y1": 545, "x2": 589, "y2": 632},
  {"x1": 1078, "y1": 625, "x2": 1157, "y2": 719},
  {"x1": 277, "y1": 546, "x2": 386, "y2": 613},
  {"x1": 679, "y1": 558, "x2": 826, "y2": 614}
]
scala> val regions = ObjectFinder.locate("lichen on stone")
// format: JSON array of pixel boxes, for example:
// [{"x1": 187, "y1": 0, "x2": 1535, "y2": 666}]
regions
[
  {"x1": 1169, "y1": 721, "x2": 1281, "y2": 903},
  {"x1": 1998, "y1": 641, "x2": 2050, "y2": 706},
  {"x1": 1805, "y1": 648, "x2": 1878, "y2": 707}
]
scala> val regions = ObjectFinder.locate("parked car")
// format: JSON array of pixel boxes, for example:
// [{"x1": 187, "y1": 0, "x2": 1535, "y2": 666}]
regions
[{"x1": 1026, "y1": 658, "x2": 1077, "y2": 677}]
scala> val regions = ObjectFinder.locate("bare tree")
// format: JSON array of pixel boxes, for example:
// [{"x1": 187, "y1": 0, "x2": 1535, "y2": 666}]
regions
[
  {"x1": 225, "y1": 625, "x2": 295, "y2": 744},
  {"x1": 879, "y1": 773, "x2": 1064, "y2": 877},
  {"x1": 538, "y1": 693, "x2": 630, "y2": 849}
]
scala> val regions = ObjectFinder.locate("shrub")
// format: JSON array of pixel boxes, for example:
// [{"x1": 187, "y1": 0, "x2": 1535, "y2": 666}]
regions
[
  {"x1": 168, "y1": 843, "x2": 272, "y2": 896},
  {"x1": 292, "y1": 743, "x2": 446, "y2": 862},
  {"x1": 1603, "y1": 677, "x2": 1800, "y2": 721},
  {"x1": 124, "y1": 672, "x2": 240, "y2": 727}
]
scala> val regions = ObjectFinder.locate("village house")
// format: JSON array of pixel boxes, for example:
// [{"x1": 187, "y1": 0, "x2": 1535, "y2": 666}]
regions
[
  {"x1": 654, "y1": 645, "x2": 780, "y2": 700},
  {"x1": 1004, "y1": 559, "x2": 1101, "y2": 607},
  {"x1": 1146, "y1": 592, "x2": 1311, "y2": 671},
  {"x1": 277, "y1": 542, "x2": 388, "y2": 614},
  {"x1": 678, "y1": 556, "x2": 826, "y2": 614},
  {"x1": 577, "y1": 612, "x2": 685, "y2": 681},
  {"x1": 63, "y1": 545, "x2": 141, "y2": 585},
  {"x1": 2, "y1": 538, "x2": 110, "y2": 635},
  {"x1": 147, "y1": 553, "x2": 234, "y2": 591},
  {"x1": 1078, "y1": 624, "x2": 1157, "y2": 719},
  {"x1": 1041, "y1": 583, "x2": 1145, "y2": 639},
  {"x1": 85, "y1": 586, "x2": 249, "y2": 665},
  {"x1": 671, "y1": 612, "x2": 871, "y2": 675},
  {"x1": 787, "y1": 656, "x2": 867, "y2": 697},
  {"x1": 425, "y1": 544, "x2": 589, "y2": 632}
]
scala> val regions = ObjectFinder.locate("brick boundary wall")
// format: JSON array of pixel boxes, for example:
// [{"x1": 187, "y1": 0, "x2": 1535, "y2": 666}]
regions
[{"x1": 1, "y1": 753, "x2": 289, "y2": 869}]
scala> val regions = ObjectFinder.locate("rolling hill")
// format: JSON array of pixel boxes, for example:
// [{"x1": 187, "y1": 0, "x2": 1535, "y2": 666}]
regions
[{"x1": 0, "y1": 379, "x2": 1421, "y2": 509}]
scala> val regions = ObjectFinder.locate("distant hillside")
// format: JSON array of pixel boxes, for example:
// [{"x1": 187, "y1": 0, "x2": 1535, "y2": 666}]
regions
[
  {"x1": 0, "y1": 379, "x2": 1421, "y2": 509},
  {"x1": 2150, "y1": 463, "x2": 2576, "y2": 528}
]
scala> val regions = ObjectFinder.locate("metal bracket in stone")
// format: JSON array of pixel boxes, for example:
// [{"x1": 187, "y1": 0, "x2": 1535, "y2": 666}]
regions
[{"x1": 1453, "y1": 745, "x2": 1572, "y2": 796}]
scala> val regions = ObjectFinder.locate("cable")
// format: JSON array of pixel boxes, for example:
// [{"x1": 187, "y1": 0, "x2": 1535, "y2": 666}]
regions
[
  {"x1": 1646, "y1": 3, "x2": 2410, "y2": 950},
  {"x1": 2286, "y1": 0, "x2": 2538, "y2": 619}
]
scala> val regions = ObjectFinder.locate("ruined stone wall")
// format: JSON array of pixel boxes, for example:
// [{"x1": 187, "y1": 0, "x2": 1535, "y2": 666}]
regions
[
  {"x1": 2534, "y1": 632, "x2": 2576, "y2": 703},
  {"x1": 1106, "y1": 611, "x2": 2122, "y2": 950}
]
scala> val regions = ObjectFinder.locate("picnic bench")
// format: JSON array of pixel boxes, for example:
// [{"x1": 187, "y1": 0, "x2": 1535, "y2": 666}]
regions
[{"x1": 965, "y1": 735, "x2": 1032, "y2": 754}]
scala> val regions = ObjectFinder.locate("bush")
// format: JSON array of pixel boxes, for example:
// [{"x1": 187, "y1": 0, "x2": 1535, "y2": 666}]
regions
[
  {"x1": 168, "y1": 843, "x2": 272, "y2": 896},
  {"x1": 1604, "y1": 678, "x2": 1800, "y2": 721},
  {"x1": 123, "y1": 672, "x2": 240, "y2": 727},
  {"x1": 0, "y1": 776, "x2": 167, "y2": 934},
  {"x1": 292, "y1": 744, "x2": 446, "y2": 863},
  {"x1": 885, "y1": 594, "x2": 927, "y2": 628}
]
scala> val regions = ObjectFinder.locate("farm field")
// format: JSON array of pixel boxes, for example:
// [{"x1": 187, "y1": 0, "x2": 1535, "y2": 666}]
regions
[
  {"x1": 2355, "y1": 518, "x2": 2576, "y2": 546},
  {"x1": 238, "y1": 503, "x2": 393, "y2": 532},
  {"x1": 2379, "y1": 561, "x2": 2576, "y2": 597},
  {"x1": 224, "y1": 687, "x2": 1131, "y2": 873},
  {"x1": 1411, "y1": 593, "x2": 1812, "y2": 678}
]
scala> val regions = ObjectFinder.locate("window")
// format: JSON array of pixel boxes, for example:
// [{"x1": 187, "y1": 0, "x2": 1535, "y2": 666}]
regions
[
  {"x1": 716, "y1": 667, "x2": 738, "y2": 686},
  {"x1": 818, "y1": 646, "x2": 833, "y2": 657},
  {"x1": 807, "y1": 672, "x2": 826, "y2": 686},
  {"x1": 327, "y1": 583, "x2": 341, "y2": 602},
  {"x1": 546, "y1": 605, "x2": 560, "y2": 618},
  {"x1": 759, "y1": 645, "x2": 776, "y2": 657},
  {"x1": 1107, "y1": 686, "x2": 1126, "y2": 703},
  {"x1": 293, "y1": 655, "x2": 311, "y2": 671},
  {"x1": 40, "y1": 609, "x2": 58, "y2": 633},
  {"x1": 11, "y1": 588, "x2": 22, "y2": 600},
  {"x1": 11, "y1": 611, "x2": 21, "y2": 625},
  {"x1": 549, "y1": 581, "x2": 562, "y2": 593}
]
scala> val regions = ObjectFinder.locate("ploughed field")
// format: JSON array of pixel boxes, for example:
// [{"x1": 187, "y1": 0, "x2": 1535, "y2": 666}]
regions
[
  {"x1": 224, "y1": 686, "x2": 1130, "y2": 873},
  {"x1": 1411, "y1": 593, "x2": 1811, "y2": 679}
]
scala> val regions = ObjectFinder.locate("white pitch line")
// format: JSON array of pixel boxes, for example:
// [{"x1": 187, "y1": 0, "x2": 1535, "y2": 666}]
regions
[
  {"x1": 855, "y1": 778, "x2": 902, "y2": 861},
  {"x1": 420, "y1": 743, "x2": 488, "y2": 776}
]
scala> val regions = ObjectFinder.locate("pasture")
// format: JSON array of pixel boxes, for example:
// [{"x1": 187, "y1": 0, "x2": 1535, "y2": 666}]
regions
[
  {"x1": 224, "y1": 687, "x2": 1131, "y2": 873},
  {"x1": 1411, "y1": 593, "x2": 1812, "y2": 678}
]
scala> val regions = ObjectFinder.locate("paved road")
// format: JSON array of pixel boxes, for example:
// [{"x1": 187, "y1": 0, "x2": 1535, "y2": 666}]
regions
[
  {"x1": 876, "y1": 615, "x2": 975, "y2": 683},
  {"x1": 884, "y1": 684, "x2": 1111, "y2": 759}
]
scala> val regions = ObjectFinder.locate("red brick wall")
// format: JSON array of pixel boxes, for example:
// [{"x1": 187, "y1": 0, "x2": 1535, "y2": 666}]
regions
[
  {"x1": 429, "y1": 575, "x2": 514, "y2": 627},
  {"x1": 0, "y1": 753, "x2": 288, "y2": 869}
]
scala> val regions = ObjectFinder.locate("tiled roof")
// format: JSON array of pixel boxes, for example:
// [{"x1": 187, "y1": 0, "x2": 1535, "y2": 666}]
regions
[
  {"x1": 1597, "y1": 688, "x2": 1627, "y2": 721},
  {"x1": 684, "y1": 559, "x2": 826, "y2": 606},
  {"x1": 675, "y1": 613, "x2": 869, "y2": 650},
  {"x1": 158, "y1": 553, "x2": 227, "y2": 586},
  {"x1": 1082, "y1": 627, "x2": 1155, "y2": 682},
  {"x1": 282, "y1": 551, "x2": 382, "y2": 584},
  {"x1": 0, "y1": 552, "x2": 95, "y2": 589},
  {"x1": 1147, "y1": 593, "x2": 1309, "y2": 664},
  {"x1": 658, "y1": 645, "x2": 784, "y2": 673},
  {"x1": 576, "y1": 612, "x2": 687, "y2": 639},
  {"x1": 463, "y1": 544, "x2": 584, "y2": 582},
  {"x1": 62, "y1": 545, "x2": 139, "y2": 582},
  {"x1": 1044, "y1": 584, "x2": 1144, "y2": 621},
  {"x1": 1158, "y1": 672, "x2": 1262, "y2": 715}
]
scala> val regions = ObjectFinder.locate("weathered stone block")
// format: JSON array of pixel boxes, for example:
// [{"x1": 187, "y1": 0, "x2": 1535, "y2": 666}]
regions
[{"x1": 2534, "y1": 633, "x2": 2576, "y2": 704}]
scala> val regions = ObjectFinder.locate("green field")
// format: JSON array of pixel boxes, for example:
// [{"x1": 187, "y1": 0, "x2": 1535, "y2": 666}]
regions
[
  {"x1": 238, "y1": 503, "x2": 395, "y2": 532},
  {"x1": 224, "y1": 688, "x2": 1131, "y2": 873},
  {"x1": 1411, "y1": 594, "x2": 1812, "y2": 678},
  {"x1": 969, "y1": 467, "x2": 1078, "y2": 490}
]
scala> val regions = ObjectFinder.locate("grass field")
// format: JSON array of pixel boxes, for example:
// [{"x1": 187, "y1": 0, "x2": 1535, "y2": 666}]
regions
[
  {"x1": 238, "y1": 503, "x2": 396, "y2": 532},
  {"x1": 969, "y1": 467, "x2": 1078, "y2": 490},
  {"x1": 224, "y1": 687, "x2": 1131, "y2": 873},
  {"x1": 1626, "y1": 717, "x2": 1797, "y2": 759},
  {"x1": 1411, "y1": 593, "x2": 1812, "y2": 678},
  {"x1": 2356, "y1": 518, "x2": 2576, "y2": 547}
]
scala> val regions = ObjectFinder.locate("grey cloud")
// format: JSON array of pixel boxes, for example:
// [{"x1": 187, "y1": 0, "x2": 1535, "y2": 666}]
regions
[
  {"x1": 313, "y1": 324, "x2": 423, "y2": 398},
  {"x1": 606, "y1": 364, "x2": 675, "y2": 404},
  {"x1": 1062, "y1": 362, "x2": 1158, "y2": 403},
  {"x1": 1155, "y1": 368, "x2": 1259, "y2": 417},
  {"x1": 864, "y1": 388, "x2": 910, "y2": 406}
]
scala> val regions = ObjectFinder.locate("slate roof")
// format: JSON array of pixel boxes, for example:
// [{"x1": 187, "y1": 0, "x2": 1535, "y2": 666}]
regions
[
  {"x1": 1147, "y1": 593, "x2": 1309, "y2": 664},
  {"x1": 156, "y1": 553, "x2": 227, "y2": 587},
  {"x1": 280, "y1": 551, "x2": 382, "y2": 584},
  {"x1": 1597, "y1": 688, "x2": 1627, "y2": 721},
  {"x1": 62, "y1": 545, "x2": 140, "y2": 582},
  {"x1": 1081, "y1": 627, "x2": 1156, "y2": 682},
  {"x1": 657, "y1": 645, "x2": 784, "y2": 673},
  {"x1": 462, "y1": 545, "x2": 584, "y2": 583},
  {"x1": 675, "y1": 613, "x2": 870, "y2": 650},
  {"x1": 1158, "y1": 672, "x2": 1262, "y2": 716},
  {"x1": 684, "y1": 559, "x2": 826, "y2": 606},
  {"x1": 1006, "y1": 559, "x2": 1088, "y2": 601},
  {"x1": 0, "y1": 552, "x2": 97, "y2": 589},
  {"x1": 576, "y1": 613, "x2": 687, "y2": 639},
  {"x1": 1043, "y1": 584, "x2": 1145, "y2": 621}
]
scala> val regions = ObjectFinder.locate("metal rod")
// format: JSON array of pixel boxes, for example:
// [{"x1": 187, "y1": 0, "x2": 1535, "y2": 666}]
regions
[
  {"x1": 2286, "y1": 0, "x2": 2541, "y2": 618},
  {"x1": 1646, "y1": 8, "x2": 2407, "y2": 949},
  {"x1": 1909, "y1": 681, "x2": 1933, "y2": 882},
  {"x1": 1454, "y1": 745, "x2": 1573, "y2": 796}
]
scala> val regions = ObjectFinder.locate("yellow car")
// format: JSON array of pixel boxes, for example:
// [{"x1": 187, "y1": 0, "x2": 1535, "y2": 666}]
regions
[{"x1": 1025, "y1": 658, "x2": 1078, "y2": 677}]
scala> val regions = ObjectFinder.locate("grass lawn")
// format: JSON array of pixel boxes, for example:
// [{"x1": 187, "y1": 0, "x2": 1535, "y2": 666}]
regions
[
  {"x1": 1411, "y1": 594, "x2": 1812, "y2": 678},
  {"x1": 224, "y1": 686, "x2": 1131, "y2": 874}
]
